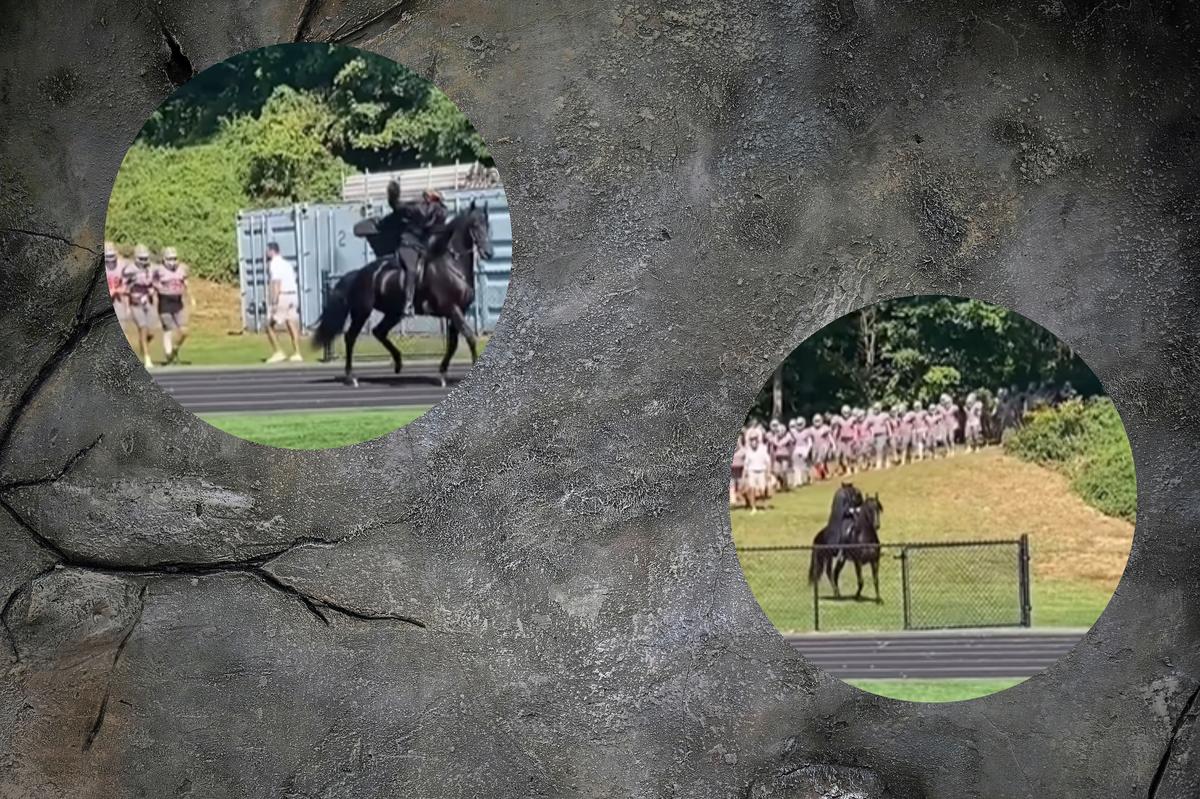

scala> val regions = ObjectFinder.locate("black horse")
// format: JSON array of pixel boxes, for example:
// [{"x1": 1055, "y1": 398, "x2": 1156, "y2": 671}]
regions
[
  {"x1": 808, "y1": 482, "x2": 864, "y2": 591},
  {"x1": 313, "y1": 201, "x2": 494, "y2": 387},
  {"x1": 834, "y1": 494, "x2": 883, "y2": 602}
]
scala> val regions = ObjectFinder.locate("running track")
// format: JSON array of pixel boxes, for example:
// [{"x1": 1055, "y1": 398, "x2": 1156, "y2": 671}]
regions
[
  {"x1": 784, "y1": 631, "x2": 1082, "y2": 679},
  {"x1": 153, "y1": 362, "x2": 470, "y2": 413}
]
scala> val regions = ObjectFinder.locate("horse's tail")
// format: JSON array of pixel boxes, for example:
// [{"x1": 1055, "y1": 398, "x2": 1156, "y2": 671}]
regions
[
  {"x1": 808, "y1": 537, "x2": 825, "y2": 585},
  {"x1": 311, "y1": 269, "x2": 360, "y2": 349}
]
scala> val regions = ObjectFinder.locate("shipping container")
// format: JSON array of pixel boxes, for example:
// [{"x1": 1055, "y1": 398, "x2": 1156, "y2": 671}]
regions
[{"x1": 236, "y1": 188, "x2": 511, "y2": 342}]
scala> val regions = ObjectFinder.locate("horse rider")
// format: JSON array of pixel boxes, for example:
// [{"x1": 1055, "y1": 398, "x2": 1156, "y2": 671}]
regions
[
  {"x1": 367, "y1": 183, "x2": 450, "y2": 317},
  {"x1": 401, "y1": 189, "x2": 449, "y2": 317}
]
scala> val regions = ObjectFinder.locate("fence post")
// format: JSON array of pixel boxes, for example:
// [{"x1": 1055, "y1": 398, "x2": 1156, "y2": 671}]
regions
[
  {"x1": 900, "y1": 547, "x2": 912, "y2": 630},
  {"x1": 1018, "y1": 534, "x2": 1032, "y2": 627},
  {"x1": 812, "y1": 562, "x2": 820, "y2": 633}
]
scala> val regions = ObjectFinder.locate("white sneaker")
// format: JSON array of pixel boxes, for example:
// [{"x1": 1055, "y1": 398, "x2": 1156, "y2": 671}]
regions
[
  {"x1": 288, "y1": 353, "x2": 303, "y2": 363},
  {"x1": 266, "y1": 351, "x2": 286, "y2": 364}
]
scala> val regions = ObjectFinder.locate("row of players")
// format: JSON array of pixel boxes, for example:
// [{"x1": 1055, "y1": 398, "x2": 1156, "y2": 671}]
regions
[
  {"x1": 729, "y1": 384, "x2": 1077, "y2": 511},
  {"x1": 103, "y1": 241, "x2": 195, "y2": 369}
]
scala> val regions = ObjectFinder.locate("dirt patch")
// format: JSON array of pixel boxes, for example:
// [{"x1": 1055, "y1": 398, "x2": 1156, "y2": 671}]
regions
[{"x1": 190, "y1": 277, "x2": 243, "y2": 333}]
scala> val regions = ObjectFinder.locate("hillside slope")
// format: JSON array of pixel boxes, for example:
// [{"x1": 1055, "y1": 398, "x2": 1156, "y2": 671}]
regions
[{"x1": 733, "y1": 448, "x2": 1134, "y2": 592}]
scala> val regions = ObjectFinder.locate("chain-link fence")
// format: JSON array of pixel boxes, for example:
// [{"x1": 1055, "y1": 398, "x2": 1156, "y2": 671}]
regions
[{"x1": 737, "y1": 537, "x2": 1031, "y2": 633}]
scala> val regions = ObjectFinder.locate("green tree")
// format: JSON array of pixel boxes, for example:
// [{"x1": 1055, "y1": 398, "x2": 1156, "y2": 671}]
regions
[
  {"x1": 749, "y1": 297, "x2": 1102, "y2": 419},
  {"x1": 137, "y1": 44, "x2": 491, "y2": 171},
  {"x1": 231, "y1": 86, "x2": 348, "y2": 203}
]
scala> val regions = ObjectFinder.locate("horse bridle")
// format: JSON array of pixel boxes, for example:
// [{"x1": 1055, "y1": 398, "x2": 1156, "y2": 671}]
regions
[{"x1": 446, "y1": 214, "x2": 490, "y2": 263}]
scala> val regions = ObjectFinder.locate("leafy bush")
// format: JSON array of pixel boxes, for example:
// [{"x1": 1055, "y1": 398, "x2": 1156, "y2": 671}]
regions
[
  {"x1": 1071, "y1": 438, "x2": 1137, "y2": 522},
  {"x1": 107, "y1": 88, "x2": 352, "y2": 282},
  {"x1": 237, "y1": 87, "x2": 348, "y2": 203},
  {"x1": 1004, "y1": 398, "x2": 1136, "y2": 522},
  {"x1": 105, "y1": 140, "x2": 250, "y2": 282}
]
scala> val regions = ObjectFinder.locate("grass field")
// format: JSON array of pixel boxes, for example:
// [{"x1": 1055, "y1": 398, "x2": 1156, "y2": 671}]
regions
[
  {"x1": 845, "y1": 678, "x2": 1026, "y2": 702},
  {"x1": 199, "y1": 407, "x2": 430, "y2": 449},
  {"x1": 115, "y1": 278, "x2": 486, "y2": 367},
  {"x1": 734, "y1": 449, "x2": 1134, "y2": 633}
]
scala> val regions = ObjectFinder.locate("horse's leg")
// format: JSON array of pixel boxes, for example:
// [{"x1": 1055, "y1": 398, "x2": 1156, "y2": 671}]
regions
[
  {"x1": 343, "y1": 311, "x2": 369, "y2": 387},
  {"x1": 831, "y1": 557, "x2": 845, "y2": 598},
  {"x1": 372, "y1": 310, "x2": 405, "y2": 374},
  {"x1": 854, "y1": 560, "x2": 864, "y2": 599},
  {"x1": 447, "y1": 305, "x2": 479, "y2": 364},
  {"x1": 871, "y1": 559, "x2": 882, "y2": 604},
  {"x1": 437, "y1": 323, "x2": 459, "y2": 388}
]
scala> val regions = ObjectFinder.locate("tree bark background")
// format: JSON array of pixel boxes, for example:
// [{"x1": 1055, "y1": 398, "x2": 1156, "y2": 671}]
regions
[{"x1": 1, "y1": 1, "x2": 1198, "y2": 797}]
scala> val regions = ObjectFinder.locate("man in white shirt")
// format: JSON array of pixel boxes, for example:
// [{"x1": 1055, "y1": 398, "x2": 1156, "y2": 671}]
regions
[{"x1": 264, "y1": 242, "x2": 303, "y2": 363}]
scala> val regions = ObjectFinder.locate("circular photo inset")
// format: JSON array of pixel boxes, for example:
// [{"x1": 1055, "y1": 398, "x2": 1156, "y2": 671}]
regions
[
  {"x1": 731, "y1": 296, "x2": 1135, "y2": 702},
  {"x1": 103, "y1": 43, "x2": 509, "y2": 449}
]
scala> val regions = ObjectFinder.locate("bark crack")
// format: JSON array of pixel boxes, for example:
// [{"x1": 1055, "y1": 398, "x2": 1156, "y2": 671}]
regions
[
  {"x1": 329, "y1": 2, "x2": 410, "y2": 45},
  {"x1": 0, "y1": 274, "x2": 111, "y2": 477},
  {"x1": 0, "y1": 227, "x2": 98, "y2": 255},
  {"x1": 254, "y1": 568, "x2": 427, "y2": 628},
  {"x1": 294, "y1": 0, "x2": 323, "y2": 41},
  {"x1": 1, "y1": 584, "x2": 29, "y2": 663},
  {"x1": 147, "y1": 5, "x2": 196, "y2": 87},
  {"x1": 0, "y1": 508, "x2": 426, "y2": 633},
  {"x1": 83, "y1": 583, "x2": 148, "y2": 752},
  {"x1": 0, "y1": 434, "x2": 103, "y2": 491},
  {"x1": 1148, "y1": 682, "x2": 1200, "y2": 799}
]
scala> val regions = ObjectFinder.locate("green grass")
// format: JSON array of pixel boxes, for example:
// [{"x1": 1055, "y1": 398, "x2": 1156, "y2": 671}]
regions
[
  {"x1": 734, "y1": 449, "x2": 1133, "y2": 633},
  {"x1": 128, "y1": 329, "x2": 484, "y2": 367},
  {"x1": 199, "y1": 407, "x2": 430, "y2": 449},
  {"x1": 845, "y1": 678, "x2": 1026, "y2": 702}
]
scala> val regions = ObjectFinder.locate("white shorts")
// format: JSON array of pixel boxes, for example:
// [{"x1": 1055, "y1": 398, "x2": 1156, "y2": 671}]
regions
[{"x1": 271, "y1": 292, "x2": 299, "y2": 326}]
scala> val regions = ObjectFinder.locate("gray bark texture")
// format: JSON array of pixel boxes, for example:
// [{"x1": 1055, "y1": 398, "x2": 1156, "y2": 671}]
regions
[{"x1": 1, "y1": 0, "x2": 1198, "y2": 797}]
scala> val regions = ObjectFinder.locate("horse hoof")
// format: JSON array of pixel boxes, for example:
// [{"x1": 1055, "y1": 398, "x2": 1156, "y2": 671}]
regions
[
  {"x1": 345, "y1": 376, "x2": 358, "y2": 388},
  {"x1": 438, "y1": 375, "x2": 447, "y2": 388}
]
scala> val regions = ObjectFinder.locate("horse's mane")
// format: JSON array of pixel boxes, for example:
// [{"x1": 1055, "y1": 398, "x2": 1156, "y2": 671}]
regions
[
  {"x1": 851, "y1": 496, "x2": 883, "y2": 538},
  {"x1": 427, "y1": 206, "x2": 483, "y2": 259}
]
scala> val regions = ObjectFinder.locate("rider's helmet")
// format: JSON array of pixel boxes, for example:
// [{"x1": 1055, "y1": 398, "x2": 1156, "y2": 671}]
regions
[
  {"x1": 162, "y1": 246, "x2": 178, "y2": 266},
  {"x1": 103, "y1": 240, "x2": 117, "y2": 264},
  {"x1": 134, "y1": 244, "x2": 150, "y2": 264}
]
